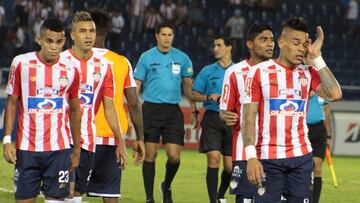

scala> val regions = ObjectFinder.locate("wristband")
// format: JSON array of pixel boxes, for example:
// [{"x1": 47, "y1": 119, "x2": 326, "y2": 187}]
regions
[
  {"x1": 3, "y1": 135, "x2": 12, "y2": 144},
  {"x1": 245, "y1": 145, "x2": 257, "y2": 161},
  {"x1": 206, "y1": 95, "x2": 211, "y2": 101},
  {"x1": 313, "y1": 56, "x2": 327, "y2": 71}
]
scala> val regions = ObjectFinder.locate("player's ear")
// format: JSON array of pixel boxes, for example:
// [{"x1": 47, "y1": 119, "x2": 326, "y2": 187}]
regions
[
  {"x1": 246, "y1": 40, "x2": 253, "y2": 50},
  {"x1": 35, "y1": 35, "x2": 41, "y2": 46},
  {"x1": 278, "y1": 37, "x2": 284, "y2": 49}
]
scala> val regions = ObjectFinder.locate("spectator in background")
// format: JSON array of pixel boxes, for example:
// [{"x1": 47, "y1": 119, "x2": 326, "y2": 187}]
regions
[
  {"x1": 32, "y1": 16, "x2": 44, "y2": 39},
  {"x1": 144, "y1": 6, "x2": 162, "y2": 34},
  {"x1": 197, "y1": 28, "x2": 214, "y2": 61},
  {"x1": 109, "y1": 8, "x2": 124, "y2": 51},
  {"x1": 187, "y1": 0, "x2": 204, "y2": 27},
  {"x1": 346, "y1": 0, "x2": 359, "y2": 38},
  {"x1": 57, "y1": 0, "x2": 71, "y2": 23},
  {"x1": 0, "y1": 0, "x2": 5, "y2": 26},
  {"x1": 228, "y1": 0, "x2": 242, "y2": 7},
  {"x1": 160, "y1": 0, "x2": 176, "y2": 23},
  {"x1": 130, "y1": 0, "x2": 150, "y2": 33},
  {"x1": 225, "y1": 9, "x2": 246, "y2": 61},
  {"x1": 175, "y1": 0, "x2": 188, "y2": 26}
]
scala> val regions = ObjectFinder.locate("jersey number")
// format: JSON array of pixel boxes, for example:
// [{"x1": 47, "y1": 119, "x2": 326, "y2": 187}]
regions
[{"x1": 58, "y1": 170, "x2": 69, "y2": 183}]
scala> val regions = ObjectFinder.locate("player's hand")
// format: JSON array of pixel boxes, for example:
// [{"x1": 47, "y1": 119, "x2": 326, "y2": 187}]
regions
[
  {"x1": 116, "y1": 141, "x2": 128, "y2": 170},
  {"x1": 70, "y1": 146, "x2": 81, "y2": 172},
  {"x1": 307, "y1": 26, "x2": 324, "y2": 59},
  {"x1": 191, "y1": 111, "x2": 199, "y2": 129},
  {"x1": 3, "y1": 143, "x2": 16, "y2": 164},
  {"x1": 247, "y1": 158, "x2": 265, "y2": 188},
  {"x1": 220, "y1": 111, "x2": 239, "y2": 126},
  {"x1": 132, "y1": 140, "x2": 145, "y2": 166}
]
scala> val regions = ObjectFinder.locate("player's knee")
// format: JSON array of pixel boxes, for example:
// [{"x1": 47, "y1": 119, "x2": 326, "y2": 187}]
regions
[
  {"x1": 145, "y1": 150, "x2": 158, "y2": 161},
  {"x1": 313, "y1": 166, "x2": 322, "y2": 176},
  {"x1": 224, "y1": 165, "x2": 232, "y2": 174},
  {"x1": 207, "y1": 157, "x2": 220, "y2": 168},
  {"x1": 167, "y1": 154, "x2": 180, "y2": 163}
]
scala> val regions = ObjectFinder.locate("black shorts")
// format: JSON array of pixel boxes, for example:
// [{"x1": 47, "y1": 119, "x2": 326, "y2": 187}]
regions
[
  {"x1": 87, "y1": 145, "x2": 122, "y2": 198},
  {"x1": 143, "y1": 101, "x2": 185, "y2": 145},
  {"x1": 70, "y1": 149, "x2": 95, "y2": 195},
  {"x1": 308, "y1": 121, "x2": 327, "y2": 159},
  {"x1": 199, "y1": 110, "x2": 232, "y2": 156}
]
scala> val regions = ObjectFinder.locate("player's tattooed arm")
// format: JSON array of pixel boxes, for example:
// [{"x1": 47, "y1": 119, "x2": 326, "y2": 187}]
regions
[
  {"x1": 316, "y1": 68, "x2": 342, "y2": 101},
  {"x1": 242, "y1": 103, "x2": 258, "y2": 147}
]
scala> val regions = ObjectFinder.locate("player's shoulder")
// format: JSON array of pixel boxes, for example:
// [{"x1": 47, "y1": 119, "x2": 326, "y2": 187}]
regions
[
  {"x1": 227, "y1": 59, "x2": 251, "y2": 73},
  {"x1": 253, "y1": 59, "x2": 275, "y2": 70},
  {"x1": 60, "y1": 49, "x2": 71, "y2": 57},
  {"x1": 13, "y1": 52, "x2": 37, "y2": 62}
]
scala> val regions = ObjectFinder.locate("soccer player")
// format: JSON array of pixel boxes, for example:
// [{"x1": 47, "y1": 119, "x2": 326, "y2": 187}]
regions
[
  {"x1": 60, "y1": 11, "x2": 127, "y2": 203},
  {"x1": 220, "y1": 23, "x2": 274, "y2": 203},
  {"x1": 192, "y1": 34, "x2": 234, "y2": 203},
  {"x1": 134, "y1": 22, "x2": 197, "y2": 203},
  {"x1": 306, "y1": 91, "x2": 332, "y2": 203},
  {"x1": 86, "y1": 10, "x2": 145, "y2": 203},
  {"x1": 3, "y1": 18, "x2": 81, "y2": 203},
  {"x1": 242, "y1": 17, "x2": 342, "y2": 203}
]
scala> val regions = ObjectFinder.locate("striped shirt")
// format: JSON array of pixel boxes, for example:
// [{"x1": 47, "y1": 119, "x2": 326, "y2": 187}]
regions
[
  {"x1": 61, "y1": 49, "x2": 115, "y2": 152},
  {"x1": 243, "y1": 59, "x2": 321, "y2": 159},
  {"x1": 6, "y1": 52, "x2": 80, "y2": 152},
  {"x1": 220, "y1": 59, "x2": 253, "y2": 161}
]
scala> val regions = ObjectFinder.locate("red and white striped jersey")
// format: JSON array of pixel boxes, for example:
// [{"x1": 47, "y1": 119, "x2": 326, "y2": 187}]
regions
[
  {"x1": 61, "y1": 49, "x2": 115, "y2": 152},
  {"x1": 243, "y1": 59, "x2": 321, "y2": 159},
  {"x1": 6, "y1": 52, "x2": 80, "y2": 152},
  {"x1": 220, "y1": 59, "x2": 254, "y2": 161}
]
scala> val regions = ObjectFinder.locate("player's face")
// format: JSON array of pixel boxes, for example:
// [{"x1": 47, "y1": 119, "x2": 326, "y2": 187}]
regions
[
  {"x1": 213, "y1": 39, "x2": 231, "y2": 60},
  {"x1": 71, "y1": 21, "x2": 96, "y2": 51},
  {"x1": 279, "y1": 28, "x2": 309, "y2": 66},
  {"x1": 37, "y1": 29, "x2": 65, "y2": 62},
  {"x1": 156, "y1": 27, "x2": 174, "y2": 49},
  {"x1": 251, "y1": 30, "x2": 274, "y2": 60}
]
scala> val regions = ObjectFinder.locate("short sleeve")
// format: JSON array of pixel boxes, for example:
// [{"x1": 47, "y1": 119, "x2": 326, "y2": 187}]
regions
[
  {"x1": 103, "y1": 63, "x2": 115, "y2": 99},
  {"x1": 181, "y1": 54, "x2": 193, "y2": 77},
  {"x1": 68, "y1": 66, "x2": 80, "y2": 99},
  {"x1": 220, "y1": 69, "x2": 239, "y2": 111},
  {"x1": 6, "y1": 57, "x2": 22, "y2": 97},
  {"x1": 192, "y1": 67, "x2": 207, "y2": 94},
  {"x1": 123, "y1": 57, "x2": 137, "y2": 89},
  {"x1": 134, "y1": 54, "x2": 147, "y2": 81}
]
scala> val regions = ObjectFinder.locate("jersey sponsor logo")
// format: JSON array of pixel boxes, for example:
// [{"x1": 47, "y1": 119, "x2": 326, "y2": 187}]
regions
[
  {"x1": 298, "y1": 76, "x2": 308, "y2": 86},
  {"x1": 269, "y1": 99, "x2": 305, "y2": 116},
  {"x1": 93, "y1": 72, "x2": 102, "y2": 82},
  {"x1": 262, "y1": 69, "x2": 281, "y2": 73},
  {"x1": 278, "y1": 88, "x2": 302, "y2": 96},
  {"x1": 345, "y1": 123, "x2": 360, "y2": 143},
  {"x1": 232, "y1": 165, "x2": 243, "y2": 178},
  {"x1": 80, "y1": 93, "x2": 94, "y2": 107},
  {"x1": 36, "y1": 87, "x2": 59, "y2": 95},
  {"x1": 28, "y1": 97, "x2": 63, "y2": 113},
  {"x1": 236, "y1": 70, "x2": 248, "y2": 75}
]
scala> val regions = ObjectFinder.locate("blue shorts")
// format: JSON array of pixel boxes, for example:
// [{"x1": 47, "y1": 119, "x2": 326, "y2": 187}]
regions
[
  {"x1": 14, "y1": 149, "x2": 71, "y2": 200},
  {"x1": 70, "y1": 148, "x2": 95, "y2": 194},
  {"x1": 255, "y1": 153, "x2": 313, "y2": 203},
  {"x1": 230, "y1": 161, "x2": 257, "y2": 202},
  {"x1": 87, "y1": 145, "x2": 122, "y2": 197}
]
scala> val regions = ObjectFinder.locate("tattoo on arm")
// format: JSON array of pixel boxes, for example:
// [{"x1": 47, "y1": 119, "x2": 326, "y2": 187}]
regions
[{"x1": 242, "y1": 103, "x2": 258, "y2": 147}]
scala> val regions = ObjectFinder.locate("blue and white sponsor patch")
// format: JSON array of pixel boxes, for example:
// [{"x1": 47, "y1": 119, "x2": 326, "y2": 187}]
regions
[
  {"x1": 80, "y1": 93, "x2": 94, "y2": 108},
  {"x1": 28, "y1": 97, "x2": 63, "y2": 113},
  {"x1": 269, "y1": 99, "x2": 305, "y2": 116}
]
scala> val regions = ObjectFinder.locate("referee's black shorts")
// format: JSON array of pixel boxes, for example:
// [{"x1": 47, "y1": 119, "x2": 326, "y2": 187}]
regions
[
  {"x1": 142, "y1": 101, "x2": 185, "y2": 145},
  {"x1": 199, "y1": 110, "x2": 232, "y2": 156},
  {"x1": 308, "y1": 121, "x2": 327, "y2": 160}
]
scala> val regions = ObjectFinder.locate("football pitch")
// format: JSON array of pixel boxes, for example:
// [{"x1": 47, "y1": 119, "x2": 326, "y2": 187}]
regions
[{"x1": 0, "y1": 144, "x2": 359, "y2": 203}]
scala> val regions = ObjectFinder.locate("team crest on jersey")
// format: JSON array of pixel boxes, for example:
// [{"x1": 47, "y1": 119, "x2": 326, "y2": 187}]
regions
[
  {"x1": 59, "y1": 76, "x2": 68, "y2": 87},
  {"x1": 298, "y1": 76, "x2": 308, "y2": 86},
  {"x1": 28, "y1": 97, "x2": 63, "y2": 114},
  {"x1": 269, "y1": 99, "x2": 305, "y2": 116},
  {"x1": 30, "y1": 76, "x2": 37, "y2": 82},
  {"x1": 93, "y1": 72, "x2": 101, "y2": 82},
  {"x1": 229, "y1": 180, "x2": 238, "y2": 189}
]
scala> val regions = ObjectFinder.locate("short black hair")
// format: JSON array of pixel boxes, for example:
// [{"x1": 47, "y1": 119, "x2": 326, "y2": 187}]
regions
[
  {"x1": 281, "y1": 17, "x2": 308, "y2": 33},
  {"x1": 90, "y1": 10, "x2": 109, "y2": 35},
  {"x1": 214, "y1": 34, "x2": 233, "y2": 47},
  {"x1": 155, "y1": 22, "x2": 175, "y2": 34},
  {"x1": 247, "y1": 23, "x2": 273, "y2": 41},
  {"x1": 40, "y1": 18, "x2": 64, "y2": 33}
]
